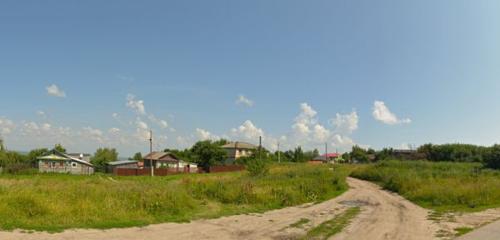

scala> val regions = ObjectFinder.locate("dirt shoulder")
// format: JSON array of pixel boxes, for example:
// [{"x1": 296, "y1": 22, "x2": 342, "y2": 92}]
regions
[{"x1": 1, "y1": 177, "x2": 498, "y2": 240}]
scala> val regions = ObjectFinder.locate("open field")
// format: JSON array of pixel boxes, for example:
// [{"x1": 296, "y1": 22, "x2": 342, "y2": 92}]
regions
[
  {"x1": 0, "y1": 164, "x2": 348, "y2": 232},
  {"x1": 350, "y1": 160, "x2": 500, "y2": 212},
  {"x1": 0, "y1": 177, "x2": 440, "y2": 240}
]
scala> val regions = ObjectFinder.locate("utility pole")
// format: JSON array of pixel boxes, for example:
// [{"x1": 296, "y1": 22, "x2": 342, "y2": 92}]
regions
[
  {"x1": 150, "y1": 130, "x2": 154, "y2": 177},
  {"x1": 277, "y1": 142, "x2": 281, "y2": 163},
  {"x1": 325, "y1": 142, "x2": 328, "y2": 162},
  {"x1": 259, "y1": 136, "x2": 262, "y2": 162}
]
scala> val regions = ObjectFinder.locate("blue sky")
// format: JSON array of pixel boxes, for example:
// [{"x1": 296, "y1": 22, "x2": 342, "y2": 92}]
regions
[{"x1": 1, "y1": 0, "x2": 500, "y2": 157}]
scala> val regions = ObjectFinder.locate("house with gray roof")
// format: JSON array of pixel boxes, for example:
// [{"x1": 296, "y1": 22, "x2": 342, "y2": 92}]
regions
[
  {"x1": 221, "y1": 142, "x2": 257, "y2": 163},
  {"x1": 37, "y1": 150, "x2": 94, "y2": 175}
]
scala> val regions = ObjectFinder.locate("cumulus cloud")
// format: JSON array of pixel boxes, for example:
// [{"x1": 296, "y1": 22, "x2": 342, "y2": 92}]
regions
[
  {"x1": 148, "y1": 115, "x2": 169, "y2": 129},
  {"x1": 108, "y1": 128, "x2": 120, "y2": 134},
  {"x1": 126, "y1": 94, "x2": 146, "y2": 115},
  {"x1": 195, "y1": 128, "x2": 219, "y2": 141},
  {"x1": 331, "y1": 111, "x2": 359, "y2": 133},
  {"x1": 46, "y1": 84, "x2": 66, "y2": 98},
  {"x1": 0, "y1": 117, "x2": 16, "y2": 135},
  {"x1": 236, "y1": 95, "x2": 254, "y2": 107},
  {"x1": 292, "y1": 103, "x2": 318, "y2": 137},
  {"x1": 285, "y1": 103, "x2": 362, "y2": 151},
  {"x1": 80, "y1": 127, "x2": 104, "y2": 143},
  {"x1": 231, "y1": 120, "x2": 264, "y2": 141},
  {"x1": 372, "y1": 101, "x2": 411, "y2": 125}
]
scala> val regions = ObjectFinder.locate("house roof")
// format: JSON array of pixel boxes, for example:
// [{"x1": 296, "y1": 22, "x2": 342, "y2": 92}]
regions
[
  {"x1": 322, "y1": 153, "x2": 341, "y2": 158},
  {"x1": 221, "y1": 142, "x2": 257, "y2": 150},
  {"x1": 37, "y1": 150, "x2": 94, "y2": 167},
  {"x1": 107, "y1": 160, "x2": 138, "y2": 166},
  {"x1": 143, "y1": 152, "x2": 180, "y2": 162},
  {"x1": 312, "y1": 156, "x2": 328, "y2": 161}
]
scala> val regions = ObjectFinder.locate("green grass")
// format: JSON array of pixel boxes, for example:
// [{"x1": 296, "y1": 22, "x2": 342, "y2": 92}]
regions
[
  {"x1": 302, "y1": 207, "x2": 360, "y2": 240},
  {"x1": 454, "y1": 227, "x2": 473, "y2": 237},
  {"x1": 0, "y1": 163, "x2": 348, "y2": 232},
  {"x1": 289, "y1": 218, "x2": 311, "y2": 229},
  {"x1": 350, "y1": 160, "x2": 500, "y2": 212}
]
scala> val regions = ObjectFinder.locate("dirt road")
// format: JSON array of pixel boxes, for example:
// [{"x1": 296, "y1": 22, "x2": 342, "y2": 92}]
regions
[{"x1": 0, "y1": 177, "x2": 495, "y2": 240}]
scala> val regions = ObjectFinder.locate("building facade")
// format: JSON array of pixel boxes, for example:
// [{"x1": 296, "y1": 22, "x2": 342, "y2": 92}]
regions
[
  {"x1": 37, "y1": 150, "x2": 94, "y2": 175},
  {"x1": 221, "y1": 142, "x2": 257, "y2": 163}
]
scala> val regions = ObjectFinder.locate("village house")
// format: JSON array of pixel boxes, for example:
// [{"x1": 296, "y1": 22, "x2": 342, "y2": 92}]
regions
[
  {"x1": 143, "y1": 152, "x2": 199, "y2": 172},
  {"x1": 309, "y1": 153, "x2": 342, "y2": 164},
  {"x1": 37, "y1": 150, "x2": 94, "y2": 175},
  {"x1": 221, "y1": 142, "x2": 257, "y2": 164},
  {"x1": 106, "y1": 160, "x2": 138, "y2": 173}
]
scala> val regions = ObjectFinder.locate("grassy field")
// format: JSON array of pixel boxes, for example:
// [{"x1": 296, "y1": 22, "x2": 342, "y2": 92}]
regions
[
  {"x1": 0, "y1": 164, "x2": 348, "y2": 232},
  {"x1": 350, "y1": 160, "x2": 500, "y2": 212},
  {"x1": 302, "y1": 207, "x2": 360, "y2": 240}
]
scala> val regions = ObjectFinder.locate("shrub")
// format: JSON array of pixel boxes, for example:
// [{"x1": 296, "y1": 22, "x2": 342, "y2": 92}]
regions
[{"x1": 246, "y1": 158, "x2": 269, "y2": 176}]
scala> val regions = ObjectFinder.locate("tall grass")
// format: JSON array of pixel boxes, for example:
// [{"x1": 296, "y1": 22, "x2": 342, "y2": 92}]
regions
[
  {"x1": 0, "y1": 164, "x2": 348, "y2": 232},
  {"x1": 350, "y1": 160, "x2": 500, "y2": 212}
]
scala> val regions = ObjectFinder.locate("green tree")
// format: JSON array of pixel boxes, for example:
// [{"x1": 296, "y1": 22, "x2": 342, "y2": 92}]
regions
[
  {"x1": 485, "y1": 144, "x2": 500, "y2": 169},
  {"x1": 131, "y1": 152, "x2": 142, "y2": 161},
  {"x1": 91, "y1": 148, "x2": 118, "y2": 172},
  {"x1": 293, "y1": 146, "x2": 306, "y2": 162},
  {"x1": 351, "y1": 145, "x2": 369, "y2": 163},
  {"x1": 54, "y1": 144, "x2": 66, "y2": 153},
  {"x1": 27, "y1": 148, "x2": 49, "y2": 166},
  {"x1": 213, "y1": 139, "x2": 229, "y2": 146},
  {"x1": 190, "y1": 140, "x2": 227, "y2": 171}
]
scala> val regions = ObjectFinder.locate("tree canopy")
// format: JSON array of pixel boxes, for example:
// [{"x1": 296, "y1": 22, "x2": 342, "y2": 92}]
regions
[
  {"x1": 190, "y1": 140, "x2": 227, "y2": 171},
  {"x1": 91, "y1": 148, "x2": 118, "y2": 172}
]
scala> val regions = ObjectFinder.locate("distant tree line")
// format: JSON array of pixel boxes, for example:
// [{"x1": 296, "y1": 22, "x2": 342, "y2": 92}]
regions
[{"x1": 342, "y1": 143, "x2": 500, "y2": 169}]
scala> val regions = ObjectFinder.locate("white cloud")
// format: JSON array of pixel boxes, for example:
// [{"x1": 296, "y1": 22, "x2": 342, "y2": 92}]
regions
[
  {"x1": 0, "y1": 117, "x2": 16, "y2": 135},
  {"x1": 286, "y1": 103, "x2": 361, "y2": 152},
  {"x1": 195, "y1": 128, "x2": 219, "y2": 141},
  {"x1": 136, "y1": 119, "x2": 149, "y2": 130},
  {"x1": 46, "y1": 84, "x2": 66, "y2": 98},
  {"x1": 292, "y1": 103, "x2": 318, "y2": 137},
  {"x1": 331, "y1": 111, "x2": 359, "y2": 133},
  {"x1": 80, "y1": 127, "x2": 104, "y2": 143},
  {"x1": 236, "y1": 95, "x2": 254, "y2": 107},
  {"x1": 372, "y1": 101, "x2": 411, "y2": 125},
  {"x1": 108, "y1": 128, "x2": 120, "y2": 134},
  {"x1": 312, "y1": 124, "x2": 330, "y2": 143},
  {"x1": 148, "y1": 115, "x2": 169, "y2": 129},
  {"x1": 126, "y1": 94, "x2": 146, "y2": 115},
  {"x1": 231, "y1": 120, "x2": 264, "y2": 141}
]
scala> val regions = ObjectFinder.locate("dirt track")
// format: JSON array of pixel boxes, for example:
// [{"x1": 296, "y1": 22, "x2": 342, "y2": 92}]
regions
[{"x1": 0, "y1": 177, "x2": 497, "y2": 240}]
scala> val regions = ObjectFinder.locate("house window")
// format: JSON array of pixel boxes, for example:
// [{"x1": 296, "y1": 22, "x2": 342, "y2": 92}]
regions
[
  {"x1": 60, "y1": 161, "x2": 64, "y2": 167},
  {"x1": 71, "y1": 162, "x2": 77, "y2": 168}
]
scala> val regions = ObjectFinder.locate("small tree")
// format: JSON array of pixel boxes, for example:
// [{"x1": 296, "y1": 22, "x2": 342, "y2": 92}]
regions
[
  {"x1": 27, "y1": 148, "x2": 49, "y2": 166},
  {"x1": 190, "y1": 140, "x2": 227, "y2": 171},
  {"x1": 132, "y1": 152, "x2": 142, "y2": 161},
  {"x1": 54, "y1": 144, "x2": 66, "y2": 153},
  {"x1": 91, "y1": 148, "x2": 118, "y2": 172},
  {"x1": 351, "y1": 145, "x2": 369, "y2": 163}
]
